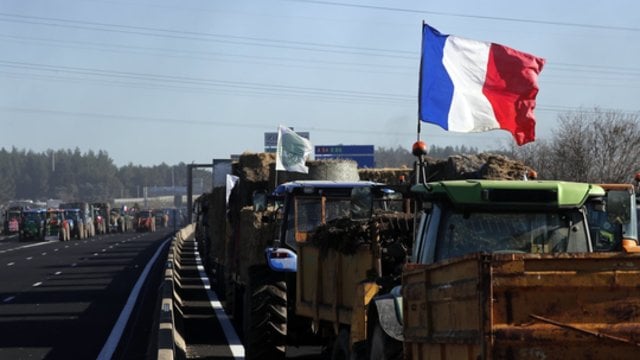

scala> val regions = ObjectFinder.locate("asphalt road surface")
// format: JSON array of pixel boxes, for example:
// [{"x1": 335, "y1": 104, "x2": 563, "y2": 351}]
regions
[{"x1": 0, "y1": 229, "x2": 172, "y2": 360}]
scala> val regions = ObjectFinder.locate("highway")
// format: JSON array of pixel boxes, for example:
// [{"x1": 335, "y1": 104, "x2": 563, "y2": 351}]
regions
[{"x1": 0, "y1": 230, "x2": 172, "y2": 359}]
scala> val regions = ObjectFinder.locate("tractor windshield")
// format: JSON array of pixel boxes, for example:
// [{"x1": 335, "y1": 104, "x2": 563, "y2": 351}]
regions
[
  {"x1": 23, "y1": 212, "x2": 42, "y2": 221},
  {"x1": 433, "y1": 208, "x2": 590, "y2": 262}
]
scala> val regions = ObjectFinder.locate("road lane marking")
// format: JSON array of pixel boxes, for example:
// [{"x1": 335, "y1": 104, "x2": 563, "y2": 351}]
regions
[
  {"x1": 7, "y1": 262, "x2": 14, "y2": 266},
  {"x1": 26, "y1": 257, "x2": 33, "y2": 261},
  {"x1": 71, "y1": 263, "x2": 77, "y2": 267},
  {"x1": 3, "y1": 296, "x2": 15, "y2": 303},
  {"x1": 195, "y1": 250, "x2": 244, "y2": 358},
  {"x1": 33, "y1": 282, "x2": 42, "y2": 287},
  {"x1": 54, "y1": 271, "x2": 62, "y2": 275},
  {"x1": 97, "y1": 237, "x2": 171, "y2": 360},
  {"x1": 0, "y1": 241, "x2": 49, "y2": 254},
  {"x1": 41, "y1": 252, "x2": 47, "y2": 256}
]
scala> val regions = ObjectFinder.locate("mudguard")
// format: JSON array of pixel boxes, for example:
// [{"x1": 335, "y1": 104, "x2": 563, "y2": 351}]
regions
[
  {"x1": 265, "y1": 247, "x2": 297, "y2": 272},
  {"x1": 372, "y1": 285, "x2": 404, "y2": 341}
]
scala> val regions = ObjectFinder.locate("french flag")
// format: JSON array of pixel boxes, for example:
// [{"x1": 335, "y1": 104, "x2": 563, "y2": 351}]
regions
[{"x1": 419, "y1": 24, "x2": 545, "y2": 145}]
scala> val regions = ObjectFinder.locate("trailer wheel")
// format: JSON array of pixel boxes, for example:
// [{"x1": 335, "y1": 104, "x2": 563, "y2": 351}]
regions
[
  {"x1": 369, "y1": 324, "x2": 402, "y2": 360},
  {"x1": 243, "y1": 266, "x2": 287, "y2": 360}
]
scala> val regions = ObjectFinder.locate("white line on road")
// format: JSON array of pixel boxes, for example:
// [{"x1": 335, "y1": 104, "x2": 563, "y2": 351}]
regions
[
  {"x1": 3, "y1": 296, "x2": 15, "y2": 303},
  {"x1": 33, "y1": 282, "x2": 42, "y2": 287},
  {"x1": 7, "y1": 262, "x2": 14, "y2": 266},
  {"x1": 71, "y1": 263, "x2": 77, "y2": 267},
  {"x1": 26, "y1": 257, "x2": 33, "y2": 261},
  {"x1": 97, "y1": 237, "x2": 171, "y2": 360},
  {"x1": 0, "y1": 241, "x2": 49, "y2": 254},
  {"x1": 54, "y1": 271, "x2": 62, "y2": 275},
  {"x1": 41, "y1": 252, "x2": 47, "y2": 256},
  {"x1": 195, "y1": 250, "x2": 245, "y2": 359}
]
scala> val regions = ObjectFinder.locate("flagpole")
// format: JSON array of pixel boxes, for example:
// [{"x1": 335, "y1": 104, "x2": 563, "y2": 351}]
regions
[
  {"x1": 415, "y1": 20, "x2": 426, "y2": 186},
  {"x1": 417, "y1": 20, "x2": 425, "y2": 143}
]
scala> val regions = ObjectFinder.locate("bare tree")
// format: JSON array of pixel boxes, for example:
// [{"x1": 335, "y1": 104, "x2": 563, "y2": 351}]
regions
[
  {"x1": 512, "y1": 108, "x2": 640, "y2": 183},
  {"x1": 506, "y1": 139, "x2": 554, "y2": 179}
]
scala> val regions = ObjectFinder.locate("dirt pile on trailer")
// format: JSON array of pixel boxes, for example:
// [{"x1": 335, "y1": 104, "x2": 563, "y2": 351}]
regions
[
  {"x1": 310, "y1": 211, "x2": 414, "y2": 257},
  {"x1": 428, "y1": 153, "x2": 532, "y2": 180},
  {"x1": 359, "y1": 153, "x2": 533, "y2": 184}
]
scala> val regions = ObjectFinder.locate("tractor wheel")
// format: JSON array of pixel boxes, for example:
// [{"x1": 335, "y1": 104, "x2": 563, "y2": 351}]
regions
[{"x1": 243, "y1": 266, "x2": 287, "y2": 360}]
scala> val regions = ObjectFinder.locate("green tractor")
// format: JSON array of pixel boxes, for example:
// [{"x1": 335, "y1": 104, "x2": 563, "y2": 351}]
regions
[{"x1": 19, "y1": 209, "x2": 45, "y2": 241}]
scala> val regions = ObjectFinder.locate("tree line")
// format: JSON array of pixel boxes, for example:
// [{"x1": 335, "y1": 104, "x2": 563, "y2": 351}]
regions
[{"x1": 0, "y1": 148, "x2": 213, "y2": 203}]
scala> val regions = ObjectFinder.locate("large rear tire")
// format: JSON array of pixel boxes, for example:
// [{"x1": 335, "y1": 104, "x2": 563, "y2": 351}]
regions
[{"x1": 243, "y1": 266, "x2": 287, "y2": 360}]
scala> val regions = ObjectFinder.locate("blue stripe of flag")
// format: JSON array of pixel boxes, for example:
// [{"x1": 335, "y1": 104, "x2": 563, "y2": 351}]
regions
[{"x1": 419, "y1": 24, "x2": 454, "y2": 130}]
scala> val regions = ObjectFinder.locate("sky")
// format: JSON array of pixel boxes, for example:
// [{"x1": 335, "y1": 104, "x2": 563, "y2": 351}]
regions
[{"x1": 1, "y1": 0, "x2": 639, "y2": 167}]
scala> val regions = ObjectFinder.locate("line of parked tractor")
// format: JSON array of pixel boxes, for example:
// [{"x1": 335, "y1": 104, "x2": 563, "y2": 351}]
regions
[{"x1": 2, "y1": 202, "x2": 172, "y2": 241}]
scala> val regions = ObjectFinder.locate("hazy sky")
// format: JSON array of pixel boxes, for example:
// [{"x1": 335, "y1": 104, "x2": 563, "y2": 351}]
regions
[{"x1": 1, "y1": 0, "x2": 639, "y2": 166}]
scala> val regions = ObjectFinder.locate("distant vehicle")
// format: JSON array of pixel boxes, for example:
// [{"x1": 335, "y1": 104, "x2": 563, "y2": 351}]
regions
[
  {"x1": 3, "y1": 207, "x2": 23, "y2": 235},
  {"x1": 19, "y1": 209, "x2": 45, "y2": 241},
  {"x1": 92, "y1": 202, "x2": 110, "y2": 235},
  {"x1": 135, "y1": 209, "x2": 156, "y2": 232},
  {"x1": 60, "y1": 202, "x2": 95, "y2": 238},
  {"x1": 44, "y1": 209, "x2": 70, "y2": 241},
  {"x1": 153, "y1": 209, "x2": 169, "y2": 228},
  {"x1": 63, "y1": 209, "x2": 86, "y2": 240},
  {"x1": 109, "y1": 207, "x2": 132, "y2": 232}
]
